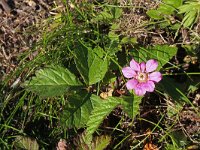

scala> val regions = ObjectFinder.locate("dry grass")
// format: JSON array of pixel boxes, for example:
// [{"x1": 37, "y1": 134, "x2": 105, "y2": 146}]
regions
[{"x1": 117, "y1": 0, "x2": 164, "y2": 45}]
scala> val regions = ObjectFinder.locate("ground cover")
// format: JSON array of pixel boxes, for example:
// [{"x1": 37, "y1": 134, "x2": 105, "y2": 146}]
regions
[{"x1": 0, "y1": 0, "x2": 200, "y2": 149}]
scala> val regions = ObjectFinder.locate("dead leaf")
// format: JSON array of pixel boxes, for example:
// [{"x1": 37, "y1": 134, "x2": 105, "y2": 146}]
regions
[
  {"x1": 100, "y1": 89, "x2": 113, "y2": 99},
  {"x1": 143, "y1": 143, "x2": 159, "y2": 150}
]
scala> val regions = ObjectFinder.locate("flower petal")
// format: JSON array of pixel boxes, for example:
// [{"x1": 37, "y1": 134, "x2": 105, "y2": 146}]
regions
[
  {"x1": 142, "y1": 81, "x2": 155, "y2": 92},
  {"x1": 126, "y1": 79, "x2": 138, "y2": 90},
  {"x1": 149, "y1": 72, "x2": 162, "y2": 82},
  {"x1": 140, "y1": 62, "x2": 146, "y2": 72},
  {"x1": 122, "y1": 67, "x2": 136, "y2": 78},
  {"x1": 134, "y1": 84, "x2": 146, "y2": 96},
  {"x1": 146, "y1": 59, "x2": 158, "y2": 72},
  {"x1": 130, "y1": 59, "x2": 140, "y2": 72}
]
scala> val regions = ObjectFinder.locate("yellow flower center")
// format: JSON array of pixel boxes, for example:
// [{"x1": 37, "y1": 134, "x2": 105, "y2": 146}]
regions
[{"x1": 137, "y1": 72, "x2": 148, "y2": 83}]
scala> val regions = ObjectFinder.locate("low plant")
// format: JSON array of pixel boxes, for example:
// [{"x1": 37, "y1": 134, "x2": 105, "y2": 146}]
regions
[{"x1": 1, "y1": 1, "x2": 199, "y2": 149}]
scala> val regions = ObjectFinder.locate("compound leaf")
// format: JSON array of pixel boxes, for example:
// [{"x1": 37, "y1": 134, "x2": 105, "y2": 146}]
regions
[
  {"x1": 85, "y1": 95, "x2": 121, "y2": 143},
  {"x1": 74, "y1": 44, "x2": 108, "y2": 85},
  {"x1": 61, "y1": 91, "x2": 101, "y2": 129},
  {"x1": 120, "y1": 95, "x2": 143, "y2": 119},
  {"x1": 130, "y1": 45, "x2": 178, "y2": 70},
  {"x1": 25, "y1": 66, "x2": 82, "y2": 97}
]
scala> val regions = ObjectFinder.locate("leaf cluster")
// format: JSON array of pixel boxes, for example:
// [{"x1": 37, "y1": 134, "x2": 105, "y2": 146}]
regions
[{"x1": 147, "y1": 0, "x2": 200, "y2": 28}]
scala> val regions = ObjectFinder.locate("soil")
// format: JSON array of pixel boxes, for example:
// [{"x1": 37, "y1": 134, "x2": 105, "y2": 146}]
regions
[{"x1": 0, "y1": 0, "x2": 64, "y2": 79}]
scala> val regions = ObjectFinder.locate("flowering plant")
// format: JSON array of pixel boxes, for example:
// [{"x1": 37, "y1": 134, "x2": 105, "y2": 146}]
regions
[{"x1": 122, "y1": 59, "x2": 162, "y2": 96}]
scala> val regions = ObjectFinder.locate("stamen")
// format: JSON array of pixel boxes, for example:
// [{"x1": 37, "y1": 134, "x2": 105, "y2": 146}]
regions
[{"x1": 137, "y1": 72, "x2": 148, "y2": 83}]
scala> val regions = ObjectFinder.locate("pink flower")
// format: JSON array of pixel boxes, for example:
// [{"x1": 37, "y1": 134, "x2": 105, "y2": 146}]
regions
[{"x1": 122, "y1": 59, "x2": 162, "y2": 96}]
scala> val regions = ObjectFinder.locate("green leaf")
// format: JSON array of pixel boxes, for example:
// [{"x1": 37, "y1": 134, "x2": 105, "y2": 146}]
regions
[
  {"x1": 163, "y1": 0, "x2": 182, "y2": 8},
  {"x1": 106, "y1": 35, "x2": 121, "y2": 56},
  {"x1": 111, "y1": 23, "x2": 120, "y2": 30},
  {"x1": 120, "y1": 95, "x2": 143, "y2": 119},
  {"x1": 169, "y1": 23, "x2": 181, "y2": 30},
  {"x1": 178, "y1": 2, "x2": 199, "y2": 14},
  {"x1": 25, "y1": 66, "x2": 82, "y2": 97},
  {"x1": 178, "y1": 1, "x2": 200, "y2": 27},
  {"x1": 146, "y1": 10, "x2": 163, "y2": 20},
  {"x1": 130, "y1": 45, "x2": 178, "y2": 70},
  {"x1": 178, "y1": 4, "x2": 191, "y2": 14},
  {"x1": 74, "y1": 44, "x2": 108, "y2": 85},
  {"x1": 100, "y1": 11, "x2": 113, "y2": 19},
  {"x1": 94, "y1": 6, "x2": 122, "y2": 21},
  {"x1": 93, "y1": 47, "x2": 104, "y2": 58},
  {"x1": 108, "y1": 31, "x2": 119, "y2": 41},
  {"x1": 111, "y1": 7, "x2": 123, "y2": 19},
  {"x1": 85, "y1": 95, "x2": 121, "y2": 143},
  {"x1": 147, "y1": 0, "x2": 182, "y2": 19},
  {"x1": 182, "y1": 10, "x2": 197, "y2": 27},
  {"x1": 92, "y1": 135, "x2": 111, "y2": 150},
  {"x1": 159, "y1": 21, "x2": 171, "y2": 28},
  {"x1": 102, "y1": 71, "x2": 116, "y2": 84},
  {"x1": 157, "y1": 4, "x2": 175, "y2": 15},
  {"x1": 94, "y1": 11, "x2": 113, "y2": 22},
  {"x1": 14, "y1": 136, "x2": 39, "y2": 150},
  {"x1": 121, "y1": 37, "x2": 137, "y2": 44},
  {"x1": 61, "y1": 91, "x2": 101, "y2": 128}
]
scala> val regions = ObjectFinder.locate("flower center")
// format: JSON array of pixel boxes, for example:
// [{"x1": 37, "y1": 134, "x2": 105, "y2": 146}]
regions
[{"x1": 137, "y1": 72, "x2": 148, "y2": 83}]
